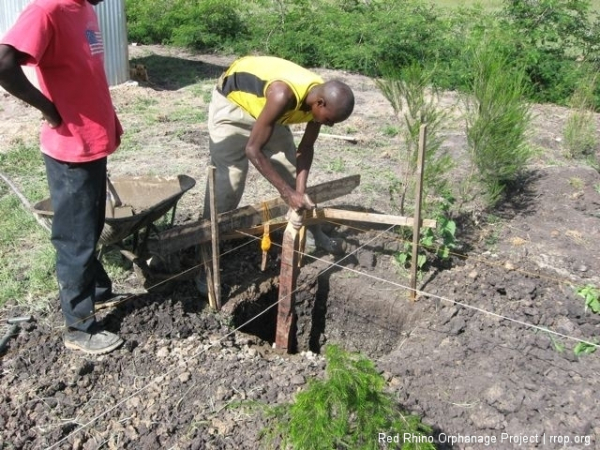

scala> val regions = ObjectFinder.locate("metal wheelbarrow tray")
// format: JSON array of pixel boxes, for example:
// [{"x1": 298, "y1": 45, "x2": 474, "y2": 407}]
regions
[{"x1": 32, "y1": 174, "x2": 196, "y2": 247}]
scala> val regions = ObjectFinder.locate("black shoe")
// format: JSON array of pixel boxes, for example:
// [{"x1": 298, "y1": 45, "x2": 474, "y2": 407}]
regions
[
  {"x1": 94, "y1": 293, "x2": 130, "y2": 310},
  {"x1": 64, "y1": 328, "x2": 124, "y2": 355},
  {"x1": 306, "y1": 228, "x2": 346, "y2": 255}
]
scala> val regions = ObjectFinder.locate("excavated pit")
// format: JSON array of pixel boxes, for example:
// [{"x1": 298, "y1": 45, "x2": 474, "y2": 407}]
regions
[{"x1": 224, "y1": 233, "x2": 425, "y2": 357}]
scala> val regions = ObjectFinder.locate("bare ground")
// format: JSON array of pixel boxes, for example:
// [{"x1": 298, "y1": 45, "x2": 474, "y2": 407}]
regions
[{"x1": 1, "y1": 45, "x2": 600, "y2": 449}]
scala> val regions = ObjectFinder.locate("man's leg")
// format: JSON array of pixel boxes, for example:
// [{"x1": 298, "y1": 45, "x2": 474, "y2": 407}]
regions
[
  {"x1": 204, "y1": 88, "x2": 254, "y2": 217},
  {"x1": 198, "y1": 90, "x2": 254, "y2": 296},
  {"x1": 43, "y1": 154, "x2": 122, "y2": 354}
]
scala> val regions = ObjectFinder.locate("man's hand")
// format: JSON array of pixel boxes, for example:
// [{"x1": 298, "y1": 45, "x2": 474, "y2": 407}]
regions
[
  {"x1": 0, "y1": 45, "x2": 62, "y2": 126},
  {"x1": 42, "y1": 104, "x2": 62, "y2": 128},
  {"x1": 285, "y1": 193, "x2": 315, "y2": 229},
  {"x1": 284, "y1": 191, "x2": 315, "y2": 213}
]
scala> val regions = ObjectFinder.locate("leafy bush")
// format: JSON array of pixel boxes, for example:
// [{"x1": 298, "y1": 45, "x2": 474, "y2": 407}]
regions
[
  {"x1": 577, "y1": 284, "x2": 600, "y2": 314},
  {"x1": 395, "y1": 194, "x2": 458, "y2": 272},
  {"x1": 499, "y1": 0, "x2": 600, "y2": 106},
  {"x1": 125, "y1": 0, "x2": 174, "y2": 44},
  {"x1": 124, "y1": 0, "x2": 600, "y2": 108},
  {"x1": 125, "y1": 0, "x2": 247, "y2": 51}
]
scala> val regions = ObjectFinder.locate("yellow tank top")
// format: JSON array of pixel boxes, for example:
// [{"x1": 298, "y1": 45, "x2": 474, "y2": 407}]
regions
[{"x1": 220, "y1": 56, "x2": 324, "y2": 125}]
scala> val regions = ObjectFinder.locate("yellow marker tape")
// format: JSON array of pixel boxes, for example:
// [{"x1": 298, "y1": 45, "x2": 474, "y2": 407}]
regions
[{"x1": 261, "y1": 202, "x2": 271, "y2": 252}]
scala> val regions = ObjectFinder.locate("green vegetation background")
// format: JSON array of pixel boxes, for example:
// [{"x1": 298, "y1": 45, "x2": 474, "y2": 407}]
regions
[{"x1": 125, "y1": 0, "x2": 600, "y2": 109}]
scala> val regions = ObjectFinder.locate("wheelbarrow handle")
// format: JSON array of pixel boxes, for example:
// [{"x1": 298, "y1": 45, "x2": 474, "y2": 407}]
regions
[
  {"x1": 106, "y1": 177, "x2": 122, "y2": 207},
  {"x1": 0, "y1": 323, "x2": 19, "y2": 354}
]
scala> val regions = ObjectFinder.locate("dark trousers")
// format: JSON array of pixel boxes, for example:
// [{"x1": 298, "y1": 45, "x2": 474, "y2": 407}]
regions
[{"x1": 43, "y1": 154, "x2": 112, "y2": 332}]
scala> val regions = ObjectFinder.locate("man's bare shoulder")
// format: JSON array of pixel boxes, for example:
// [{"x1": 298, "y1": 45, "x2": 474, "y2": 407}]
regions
[{"x1": 266, "y1": 80, "x2": 296, "y2": 110}]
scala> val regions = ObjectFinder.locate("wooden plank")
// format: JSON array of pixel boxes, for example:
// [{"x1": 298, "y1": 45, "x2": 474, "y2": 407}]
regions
[
  {"x1": 148, "y1": 175, "x2": 360, "y2": 255},
  {"x1": 292, "y1": 131, "x2": 358, "y2": 144},
  {"x1": 219, "y1": 209, "x2": 436, "y2": 241},
  {"x1": 315, "y1": 208, "x2": 437, "y2": 228}
]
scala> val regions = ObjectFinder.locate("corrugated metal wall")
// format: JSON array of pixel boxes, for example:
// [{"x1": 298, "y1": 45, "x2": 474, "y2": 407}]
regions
[
  {"x1": 0, "y1": 0, "x2": 129, "y2": 87},
  {"x1": 96, "y1": 0, "x2": 129, "y2": 86}
]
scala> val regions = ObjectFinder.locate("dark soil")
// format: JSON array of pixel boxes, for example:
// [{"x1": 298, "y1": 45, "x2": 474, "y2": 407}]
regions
[{"x1": 1, "y1": 45, "x2": 600, "y2": 450}]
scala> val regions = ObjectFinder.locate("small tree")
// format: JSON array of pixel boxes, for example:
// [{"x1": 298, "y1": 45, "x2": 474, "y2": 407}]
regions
[
  {"x1": 564, "y1": 72, "x2": 599, "y2": 160},
  {"x1": 376, "y1": 63, "x2": 453, "y2": 216},
  {"x1": 463, "y1": 39, "x2": 533, "y2": 206}
]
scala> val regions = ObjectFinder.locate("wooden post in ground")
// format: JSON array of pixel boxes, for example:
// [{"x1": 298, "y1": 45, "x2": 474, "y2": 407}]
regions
[
  {"x1": 208, "y1": 166, "x2": 221, "y2": 310},
  {"x1": 297, "y1": 225, "x2": 306, "y2": 268},
  {"x1": 200, "y1": 245, "x2": 216, "y2": 308},
  {"x1": 275, "y1": 212, "x2": 302, "y2": 352},
  {"x1": 410, "y1": 124, "x2": 427, "y2": 301}
]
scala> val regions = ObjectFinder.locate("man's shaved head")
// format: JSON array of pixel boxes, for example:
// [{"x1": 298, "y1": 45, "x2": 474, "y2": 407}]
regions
[{"x1": 321, "y1": 80, "x2": 355, "y2": 122}]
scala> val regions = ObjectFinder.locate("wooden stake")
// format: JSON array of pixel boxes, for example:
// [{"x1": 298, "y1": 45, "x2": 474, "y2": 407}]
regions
[
  {"x1": 297, "y1": 225, "x2": 306, "y2": 268},
  {"x1": 200, "y1": 244, "x2": 217, "y2": 308},
  {"x1": 275, "y1": 213, "x2": 302, "y2": 352},
  {"x1": 208, "y1": 166, "x2": 221, "y2": 310},
  {"x1": 410, "y1": 124, "x2": 427, "y2": 301}
]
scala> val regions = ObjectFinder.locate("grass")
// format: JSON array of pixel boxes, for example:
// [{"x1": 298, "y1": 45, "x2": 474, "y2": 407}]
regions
[
  {"x1": 568, "y1": 177, "x2": 585, "y2": 190},
  {"x1": 0, "y1": 190, "x2": 56, "y2": 309},
  {"x1": 326, "y1": 156, "x2": 346, "y2": 173},
  {"x1": 0, "y1": 142, "x2": 55, "y2": 309},
  {"x1": 382, "y1": 124, "x2": 400, "y2": 137},
  {"x1": 0, "y1": 140, "x2": 132, "y2": 310}
]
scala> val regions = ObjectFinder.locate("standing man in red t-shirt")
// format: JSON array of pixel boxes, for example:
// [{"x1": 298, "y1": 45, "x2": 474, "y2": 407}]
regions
[{"x1": 0, "y1": 0, "x2": 124, "y2": 354}]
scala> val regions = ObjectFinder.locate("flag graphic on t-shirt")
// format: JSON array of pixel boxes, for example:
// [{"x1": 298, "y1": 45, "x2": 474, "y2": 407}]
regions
[{"x1": 86, "y1": 29, "x2": 104, "y2": 56}]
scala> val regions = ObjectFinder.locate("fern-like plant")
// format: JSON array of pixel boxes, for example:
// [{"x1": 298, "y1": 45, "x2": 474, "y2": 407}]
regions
[{"x1": 261, "y1": 345, "x2": 435, "y2": 450}]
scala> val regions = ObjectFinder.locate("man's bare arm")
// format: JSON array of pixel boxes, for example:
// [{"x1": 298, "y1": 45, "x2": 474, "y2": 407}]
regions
[
  {"x1": 0, "y1": 44, "x2": 61, "y2": 127},
  {"x1": 245, "y1": 81, "x2": 313, "y2": 211},
  {"x1": 295, "y1": 120, "x2": 320, "y2": 194}
]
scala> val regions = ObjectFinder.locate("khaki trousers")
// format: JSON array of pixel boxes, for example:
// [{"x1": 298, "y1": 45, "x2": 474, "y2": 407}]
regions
[{"x1": 204, "y1": 88, "x2": 297, "y2": 217}]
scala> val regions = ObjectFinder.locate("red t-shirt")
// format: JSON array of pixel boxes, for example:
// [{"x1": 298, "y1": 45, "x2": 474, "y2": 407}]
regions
[{"x1": 1, "y1": 0, "x2": 123, "y2": 162}]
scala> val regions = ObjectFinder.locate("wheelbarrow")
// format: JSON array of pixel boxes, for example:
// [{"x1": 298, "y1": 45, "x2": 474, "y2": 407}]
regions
[{"x1": 32, "y1": 174, "x2": 196, "y2": 285}]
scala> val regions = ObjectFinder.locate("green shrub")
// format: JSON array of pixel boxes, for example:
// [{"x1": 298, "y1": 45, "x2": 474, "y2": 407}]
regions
[
  {"x1": 499, "y1": 0, "x2": 600, "y2": 107},
  {"x1": 564, "y1": 72, "x2": 599, "y2": 159},
  {"x1": 169, "y1": 0, "x2": 248, "y2": 52},
  {"x1": 232, "y1": 0, "x2": 456, "y2": 77},
  {"x1": 463, "y1": 38, "x2": 533, "y2": 206},
  {"x1": 125, "y1": 0, "x2": 175, "y2": 44},
  {"x1": 124, "y1": 0, "x2": 600, "y2": 108},
  {"x1": 126, "y1": 0, "x2": 247, "y2": 51},
  {"x1": 261, "y1": 345, "x2": 435, "y2": 450},
  {"x1": 376, "y1": 63, "x2": 453, "y2": 216}
]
